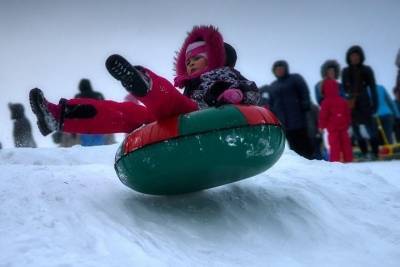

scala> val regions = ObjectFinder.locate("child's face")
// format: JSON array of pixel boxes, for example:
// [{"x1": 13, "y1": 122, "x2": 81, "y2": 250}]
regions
[
  {"x1": 326, "y1": 68, "x2": 336, "y2": 80},
  {"x1": 186, "y1": 55, "x2": 208, "y2": 76}
]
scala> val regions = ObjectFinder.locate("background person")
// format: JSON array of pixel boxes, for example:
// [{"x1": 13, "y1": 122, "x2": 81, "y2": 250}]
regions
[
  {"x1": 268, "y1": 60, "x2": 314, "y2": 159},
  {"x1": 8, "y1": 103, "x2": 37, "y2": 148},
  {"x1": 315, "y1": 60, "x2": 346, "y2": 105},
  {"x1": 318, "y1": 80, "x2": 353, "y2": 162},
  {"x1": 342, "y1": 45, "x2": 379, "y2": 159}
]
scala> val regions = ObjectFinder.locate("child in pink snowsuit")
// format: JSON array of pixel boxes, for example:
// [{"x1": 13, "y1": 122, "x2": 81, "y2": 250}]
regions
[
  {"x1": 29, "y1": 25, "x2": 259, "y2": 136},
  {"x1": 318, "y1": 79, "x2": 353, "y2": 162}
]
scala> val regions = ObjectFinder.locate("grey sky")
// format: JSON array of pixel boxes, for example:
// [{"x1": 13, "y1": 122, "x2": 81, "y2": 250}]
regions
[{"x1": 1, "y1": 0, "x2": 399, "y2": 147}]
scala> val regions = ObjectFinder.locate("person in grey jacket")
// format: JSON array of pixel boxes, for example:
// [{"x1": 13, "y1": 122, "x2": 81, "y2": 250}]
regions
[
  {"x1": 9, "y1": 103, "x2": 37, "y2": 148},
  {"x1": 268, "y1": 60, "x2": 314, "y2": 159}
]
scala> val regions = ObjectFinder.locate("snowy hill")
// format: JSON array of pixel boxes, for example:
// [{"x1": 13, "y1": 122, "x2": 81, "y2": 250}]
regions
[{"x1": 1, "y1": 145, "x2": 400, "y2": 267}]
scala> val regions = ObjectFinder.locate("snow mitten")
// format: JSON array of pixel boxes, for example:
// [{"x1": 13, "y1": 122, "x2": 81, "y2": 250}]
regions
[{"x1": 217, "y1": 88, "x2": 243, "y2": 104}]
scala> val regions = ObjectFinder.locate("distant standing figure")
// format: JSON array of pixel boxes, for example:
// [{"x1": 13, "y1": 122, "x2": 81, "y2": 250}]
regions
[
  {"x1": 307, "y1": 102, "x2": 324, "y2": 160},
  {"x1": 318, "y1": 80, "x2": 353, "y2": 162},
  {"x1": 342, "y1": 45, "x2": 379, "y2": 159},
  {"x1": 268, "y1": 60, "x2": 314, "y2": 159},
  {"x1": 375, "y1": 84, "x2": 398, "y2": 144},
  {"x1": 393, "y1": 49, "x2": 400, "y2": 142},
  {"x1": 396, "y1": 48, "x2": 400, "y2": 70},
  {"x1": 75, "y1": 79, "x2": 105, "y2": 100},
  {"x1": 74, "y1": 79, "x2": 108, "y2": 146},
  {"x1": 8, "y1": 103, "x2": 37, "y2": 148},
  {"x1": 51, "y1": 131, "x2": 80, "y2": 147},
  {"x1": 394, "y1": 88, "x2": 400, "y2": 142}
]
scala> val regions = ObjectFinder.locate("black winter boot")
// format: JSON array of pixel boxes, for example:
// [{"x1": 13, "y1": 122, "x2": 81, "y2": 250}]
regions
[
  {"x1": 29, "y1": 88, "x2": 65, "y2": 136},
  {"x1": 105, "y1": 54, "x2": 151, "y2": 97}
]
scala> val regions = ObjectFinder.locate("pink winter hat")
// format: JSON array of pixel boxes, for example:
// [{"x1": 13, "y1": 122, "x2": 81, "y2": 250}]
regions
[
  {"x1": 185, "y1": 41, "x2": 208, "y2": 61},
  {"x1": 174, "y1": 25, "x2": 226, "y2": 88}
]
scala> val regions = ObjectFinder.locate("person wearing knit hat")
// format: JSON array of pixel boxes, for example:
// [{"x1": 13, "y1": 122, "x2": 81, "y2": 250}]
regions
[
  {"x1": 29, "y1": 25, "x2": 260, "y2": 137},
  {"x1": 186, "y1": 41, "x2": 208, "y2": 60},
  {"x1": 185, "y1": 40, "x2": 209, "y2": 76}
]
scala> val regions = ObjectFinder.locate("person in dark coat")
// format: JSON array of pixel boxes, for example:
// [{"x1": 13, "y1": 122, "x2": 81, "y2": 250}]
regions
[
  {"x1": 394, "y1": 48, "x2": 400, "y2": 142},
  {"x1": 268, "y1": 60, "x2": 314, "y2": 159},
  {"x1": 74, "y1": 78, "x2": 108, "y2": 146},
  {"x1": 394, "y1": 88, "x2": 400, "y2": 143},
  {"x1": 341, "y1": 45, "x2": 379, "y2": 159},
  {"x1": 8, "y1": 103, "x2": 37, "y2": 148},
  {"x1": 396, "y1": 48, "x2": 400, "y2": 71},
  {"x1": 75, "y1": 79, "x2": 105, "y2": 100},
  {"x1": 307, "y1": 102, "x2": 325, "y2": 160}
]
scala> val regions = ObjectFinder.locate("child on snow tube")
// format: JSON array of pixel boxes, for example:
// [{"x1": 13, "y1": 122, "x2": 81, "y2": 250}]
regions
[{"x1": 29, "y1": 25, "x2": 260, "y2": 137}]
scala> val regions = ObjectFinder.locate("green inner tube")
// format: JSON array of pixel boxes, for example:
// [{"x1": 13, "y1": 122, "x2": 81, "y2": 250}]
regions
[{"x1": 115, "y1": 126, "x2": 284, "y2": 195}]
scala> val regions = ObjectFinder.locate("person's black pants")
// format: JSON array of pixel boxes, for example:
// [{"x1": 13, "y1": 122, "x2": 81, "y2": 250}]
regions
[
  {"x1": 378, "y1": 115, "x2": 395, "y2": 144},
  {"x1": 352, "y1": 117, "x2": 379, "y2": 157},
  {"x1": 285, "y1": 128, "x2": 314, "y2": 159}
]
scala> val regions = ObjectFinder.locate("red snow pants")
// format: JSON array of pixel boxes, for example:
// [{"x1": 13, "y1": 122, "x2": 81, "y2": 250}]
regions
[
  {"x1": 63, "y1": 69, "x2": 199, "y2": 134},
  {"x1": 327, "y1": 129, "x2": 353, "y2": 162}
]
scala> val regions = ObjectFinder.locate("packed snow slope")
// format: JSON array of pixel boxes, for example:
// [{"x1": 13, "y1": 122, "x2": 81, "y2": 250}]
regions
[{"x1": 1, "y1": 145, "x2": 400, "y2": 267}]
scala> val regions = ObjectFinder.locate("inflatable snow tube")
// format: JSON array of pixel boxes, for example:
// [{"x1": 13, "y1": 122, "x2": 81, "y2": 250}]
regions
[{"x1": 114, "y1": 105, "x2": 285, "y2": 195}]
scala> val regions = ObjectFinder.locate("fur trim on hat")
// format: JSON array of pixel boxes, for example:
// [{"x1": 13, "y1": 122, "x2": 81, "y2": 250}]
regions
[
  {"x1": 320, "y1": 60, "x2": 340, "y2": 79},
  {"x1": 174, "y1": 25, "x2": 226, "y2": 88}
]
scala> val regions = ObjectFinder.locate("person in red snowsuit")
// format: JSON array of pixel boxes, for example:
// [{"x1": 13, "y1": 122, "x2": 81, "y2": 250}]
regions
[
  {"x1": 29, "y1": 25, "x2": 260, "y2": 136},
  {"x1": 318, "y1": 79, "x2": 353, "y2": 162}
]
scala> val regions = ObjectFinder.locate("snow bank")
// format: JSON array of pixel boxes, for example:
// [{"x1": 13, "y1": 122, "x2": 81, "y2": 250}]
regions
[{"x1": 1, "y1": 146, "x2": 399, "y2": 267}]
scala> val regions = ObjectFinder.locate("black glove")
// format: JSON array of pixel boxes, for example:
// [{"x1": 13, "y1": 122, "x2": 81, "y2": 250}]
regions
[{"x1": 204, "y1": 81, "x2": 232, "y2": 106}]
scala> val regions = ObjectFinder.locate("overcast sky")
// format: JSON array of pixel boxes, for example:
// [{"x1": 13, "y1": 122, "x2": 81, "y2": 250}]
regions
[{"x1": 1, "y1": 0, "x2": 399, "y2": 148}]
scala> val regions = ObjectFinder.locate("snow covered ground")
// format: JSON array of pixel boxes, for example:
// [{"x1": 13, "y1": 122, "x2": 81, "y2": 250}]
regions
[{"x1": 1, "y1": 145, "x2": 400, "y2": 267}]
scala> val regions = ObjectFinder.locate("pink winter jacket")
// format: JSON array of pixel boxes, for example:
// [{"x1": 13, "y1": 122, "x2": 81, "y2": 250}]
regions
[{"x1": 319, "y1": 79, "x2": 351, "y2": 132}]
